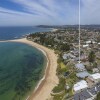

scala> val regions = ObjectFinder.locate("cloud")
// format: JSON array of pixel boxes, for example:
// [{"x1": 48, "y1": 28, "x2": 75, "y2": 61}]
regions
[
  {"x1": 0, "y1": 7, "x2": 56, "y2": 26},
  {"x1": 0, "y1": 0, "x2": 83, "y2": 26},
  {"x1": 10, "y1": 0, "x2": 78, "y2": 24},
  {"x1": 80, "y1": 0, "x2": 100, "y2": 24}
]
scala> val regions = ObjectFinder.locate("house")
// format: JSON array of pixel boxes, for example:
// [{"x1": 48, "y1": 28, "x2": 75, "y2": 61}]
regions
[
  {"x1": 63, "y1": 54, "x2": 69, "y2": 60},
  {"x1": 74, "y1": 83, "x2": 100, "y2": 100},
  {"x1": 74, "y1": 89, "x2": 93, "y2": 100},
  {"x1": 98, "y1": 43, "x2": 100, "y2": 44},
  {"x1": 92, "y1": 68, "x2": 99, "y2": 73},
  {"x1": 76, "y1": 71, "x2": 90, "y2": 78},
  {"x1": 83, "y1": 44, "x2": 89, "y2": 48},
  {"x1": 80, "y1": 54, "x2": 87, "y2": 61},
  {"x1": 70, "y1": 49, "x2": 79, "y2": 57},
  {"x1": 75, "y1": 63, "x2": 86, "y2": 72},
  {"x1": 62, "y1": 53, "x2": 75, "y2": 60},
  {"x1": 73, "y1": 80, "x2": 88, "y2": 93},
  {"x1": 88, "y1": 73, "x2": 100, "y2": 83},
  {"x1": 86, "y1": 40, "x2": 91, "y2": 44}
]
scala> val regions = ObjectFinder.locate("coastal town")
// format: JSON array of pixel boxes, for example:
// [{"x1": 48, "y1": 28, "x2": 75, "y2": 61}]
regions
[{"x1": 27, "y1": 26, "x2": 100, "y2": 100}]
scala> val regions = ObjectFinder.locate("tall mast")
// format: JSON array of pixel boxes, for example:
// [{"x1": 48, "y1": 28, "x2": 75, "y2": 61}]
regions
[{"x1": 79, "y1": 0, "x2": 81, "y2": 63}]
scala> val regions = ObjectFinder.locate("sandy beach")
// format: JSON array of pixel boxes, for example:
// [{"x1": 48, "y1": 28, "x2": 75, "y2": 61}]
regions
[{"x1": 0, "y1": 38, "x2": 59, "y2": 100}]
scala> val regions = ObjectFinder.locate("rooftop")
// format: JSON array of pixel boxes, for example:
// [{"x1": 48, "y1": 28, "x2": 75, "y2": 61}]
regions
[
  {"x1": 83, "y1": 44, "x2": 89, "y2": 48},
  {"x1": 76, "y1": 71, "x2": 90, "y2": 78},
  {"x1": 75, "y1": 63, "x2": 85, "y2": 70},
  {"x1": 74, "y1": 80, "x2": 88, "y2": 92},
  {"x1": 74, "y1": 82, "x2": 100, "y2": 100},
  {"x1": 74, "y1": 89, "x2": 92, "y2": 100},
  {"x1": 90, "y1": 73, "x2": 100, "y2": 80}
]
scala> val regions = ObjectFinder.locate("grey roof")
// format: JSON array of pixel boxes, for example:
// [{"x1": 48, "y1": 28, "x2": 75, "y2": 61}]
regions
[
  {"x1": 87, "y1": 83, "x2": 100, "y2": 95},
  {"x1": 75, "y1": 63, "x2": 85, "y2": 68},
  {"x1": 63, "y1": 54, "x2": 69, "y2": 59},
  {"x1": 76, "y1": 71, "x2": 90, "y2": 78},
  {"x1": 88, "y1": 87, "x2": 97, "y2": 95},
  {"x1": 74, "y1": 82, "x2": 100, "y2": 100},
  {"x1": 63, "y1": 53, "x2": 75, "y2": 60},
  {"x1": 75, "y1": 63, "x2": 86, "y2": 71},
  {"x1": 93, "y1": 83, "x2": 100, "y2": 93},
  {"x1": 74, "y1": 89, "x2": 92, "y2": 100}
]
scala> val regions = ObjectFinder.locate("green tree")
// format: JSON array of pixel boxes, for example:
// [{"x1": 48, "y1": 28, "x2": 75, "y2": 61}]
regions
[
  {"x1": 96, "y1": 92, "x2": 100, "y2": 100},
  {"x1": 60, "y1": 43, "x2": 70, "y2": 52},
  {"x1": 88, "y1": 51, "x2": 95, "y2": 65}
]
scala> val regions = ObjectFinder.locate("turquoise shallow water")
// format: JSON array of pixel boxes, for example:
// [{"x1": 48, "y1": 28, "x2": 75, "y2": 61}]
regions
[{"x1": 0, "y1": 42, "x2": 46, "y2": 100}]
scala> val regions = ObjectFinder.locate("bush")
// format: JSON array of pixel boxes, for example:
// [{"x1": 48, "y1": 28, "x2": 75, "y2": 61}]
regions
[
  {"x1": 96, "y1": 92, "x2": 100, "y2": 100},
  {"x1": 52, "y1": 78, "x2": 66, "y2": 93}
]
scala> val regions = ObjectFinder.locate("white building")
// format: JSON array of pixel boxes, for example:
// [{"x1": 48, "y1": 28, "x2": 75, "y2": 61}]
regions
[
  {"x1": 98, "y1": 43, "x2": 100, "y2": 45},
  {"x1": 86, "y1": 40, "x2": 96, "y2": 44},
  {"x1": 88, "y1": 73, "x2": 100, "y2": 83},
  {"x1": 73, "y1": 80, "x2": 88, "y2": 92},
  {"x1": 86, "y1": 41, "x2": 91, "y2": 44},
  {"x1": 83, "y1": 44, "x2": 89, "y2": 48}
]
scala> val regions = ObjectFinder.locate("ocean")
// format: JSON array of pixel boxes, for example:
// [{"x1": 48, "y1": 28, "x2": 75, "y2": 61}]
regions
[
  {"x1": 0, "y1": 26, "x2": 50, "y2": 100},
  {"x1": 0, "y1": 26, "x2": 51, "y2": 40}
]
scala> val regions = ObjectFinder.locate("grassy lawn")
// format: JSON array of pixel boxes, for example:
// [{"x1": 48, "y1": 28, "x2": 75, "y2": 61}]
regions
[{"x1": 60, "y1": 62, "x2": 66, "y2": 69}]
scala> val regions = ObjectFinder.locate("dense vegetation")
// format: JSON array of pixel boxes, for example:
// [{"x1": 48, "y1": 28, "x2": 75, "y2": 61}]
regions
[
  {"x1": 52, "y1": 78, "x2": 66, "y2": 93},
  {"x1": 96, "y1": 92, "x2": 100, "y2": 100},
  {"x1": 27, "y1": 33, "x2": 70, "y2": 52},
  {"x1": 88, "y1": 51, "x2": 95, "y2": 64}
]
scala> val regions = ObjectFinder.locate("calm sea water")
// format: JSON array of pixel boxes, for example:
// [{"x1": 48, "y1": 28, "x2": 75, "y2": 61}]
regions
[
  {"x1": 0, "y1": 26, "x2": 51, "y2": 40},
  {"x1": 0, "y1": 26, "x2": 49, "y2": 100}
]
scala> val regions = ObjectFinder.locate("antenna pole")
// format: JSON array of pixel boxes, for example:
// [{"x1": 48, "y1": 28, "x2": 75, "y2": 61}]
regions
[{"x1": 79, "y1": 0, "x2": 81, "y2": 63}]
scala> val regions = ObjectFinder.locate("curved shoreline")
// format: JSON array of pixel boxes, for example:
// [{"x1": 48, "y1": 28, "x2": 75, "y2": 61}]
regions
[{"x1": 0, "y1": 38, "x2": 59, "y2": 100}]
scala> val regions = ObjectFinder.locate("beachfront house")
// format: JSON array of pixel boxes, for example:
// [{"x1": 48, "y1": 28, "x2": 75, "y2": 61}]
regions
[
  {"x1": 76, "y1": 71, "x2": 90, "y2": 79},
  {"x1": 88, "y1": 73, "x2": 100, "y2": 83},
  {"x1": 75, "y1": 63, "x2": 86, "y2": 72},
  {"x1": 73, "y1": 80, "x2": 88, "y2": 93}
]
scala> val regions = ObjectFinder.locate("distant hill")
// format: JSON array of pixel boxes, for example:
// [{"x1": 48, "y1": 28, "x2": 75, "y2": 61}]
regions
[
  {"x1": 36, "y1": 25, "x2": 100, "y2": 30},
  {"x1": 36, "y1": 25, "x2": 79, "y2": 28}
]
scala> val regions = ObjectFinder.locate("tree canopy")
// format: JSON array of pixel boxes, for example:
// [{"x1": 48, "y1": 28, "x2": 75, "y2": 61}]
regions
[
  {"x1": 96, "y1": 92, "x2": 100, "y2": 100},
  {"x1": 88, "y1": 51, "x2": 95, "y2": 63}
]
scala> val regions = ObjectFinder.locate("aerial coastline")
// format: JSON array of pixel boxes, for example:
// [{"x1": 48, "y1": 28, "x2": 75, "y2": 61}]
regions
[{"x1": 0, "y1": 38, "x2": 59, "y2": 100}]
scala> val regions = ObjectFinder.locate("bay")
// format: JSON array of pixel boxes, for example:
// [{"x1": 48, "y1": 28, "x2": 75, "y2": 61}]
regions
[{"x1": 0, "y1": 26, "x2": 48, "y2": 100}]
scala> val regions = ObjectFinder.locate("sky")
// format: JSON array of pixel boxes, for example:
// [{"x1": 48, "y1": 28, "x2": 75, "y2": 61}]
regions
[{"x1": 0, "y1": 0, "x2": 100, "y2": 26}]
